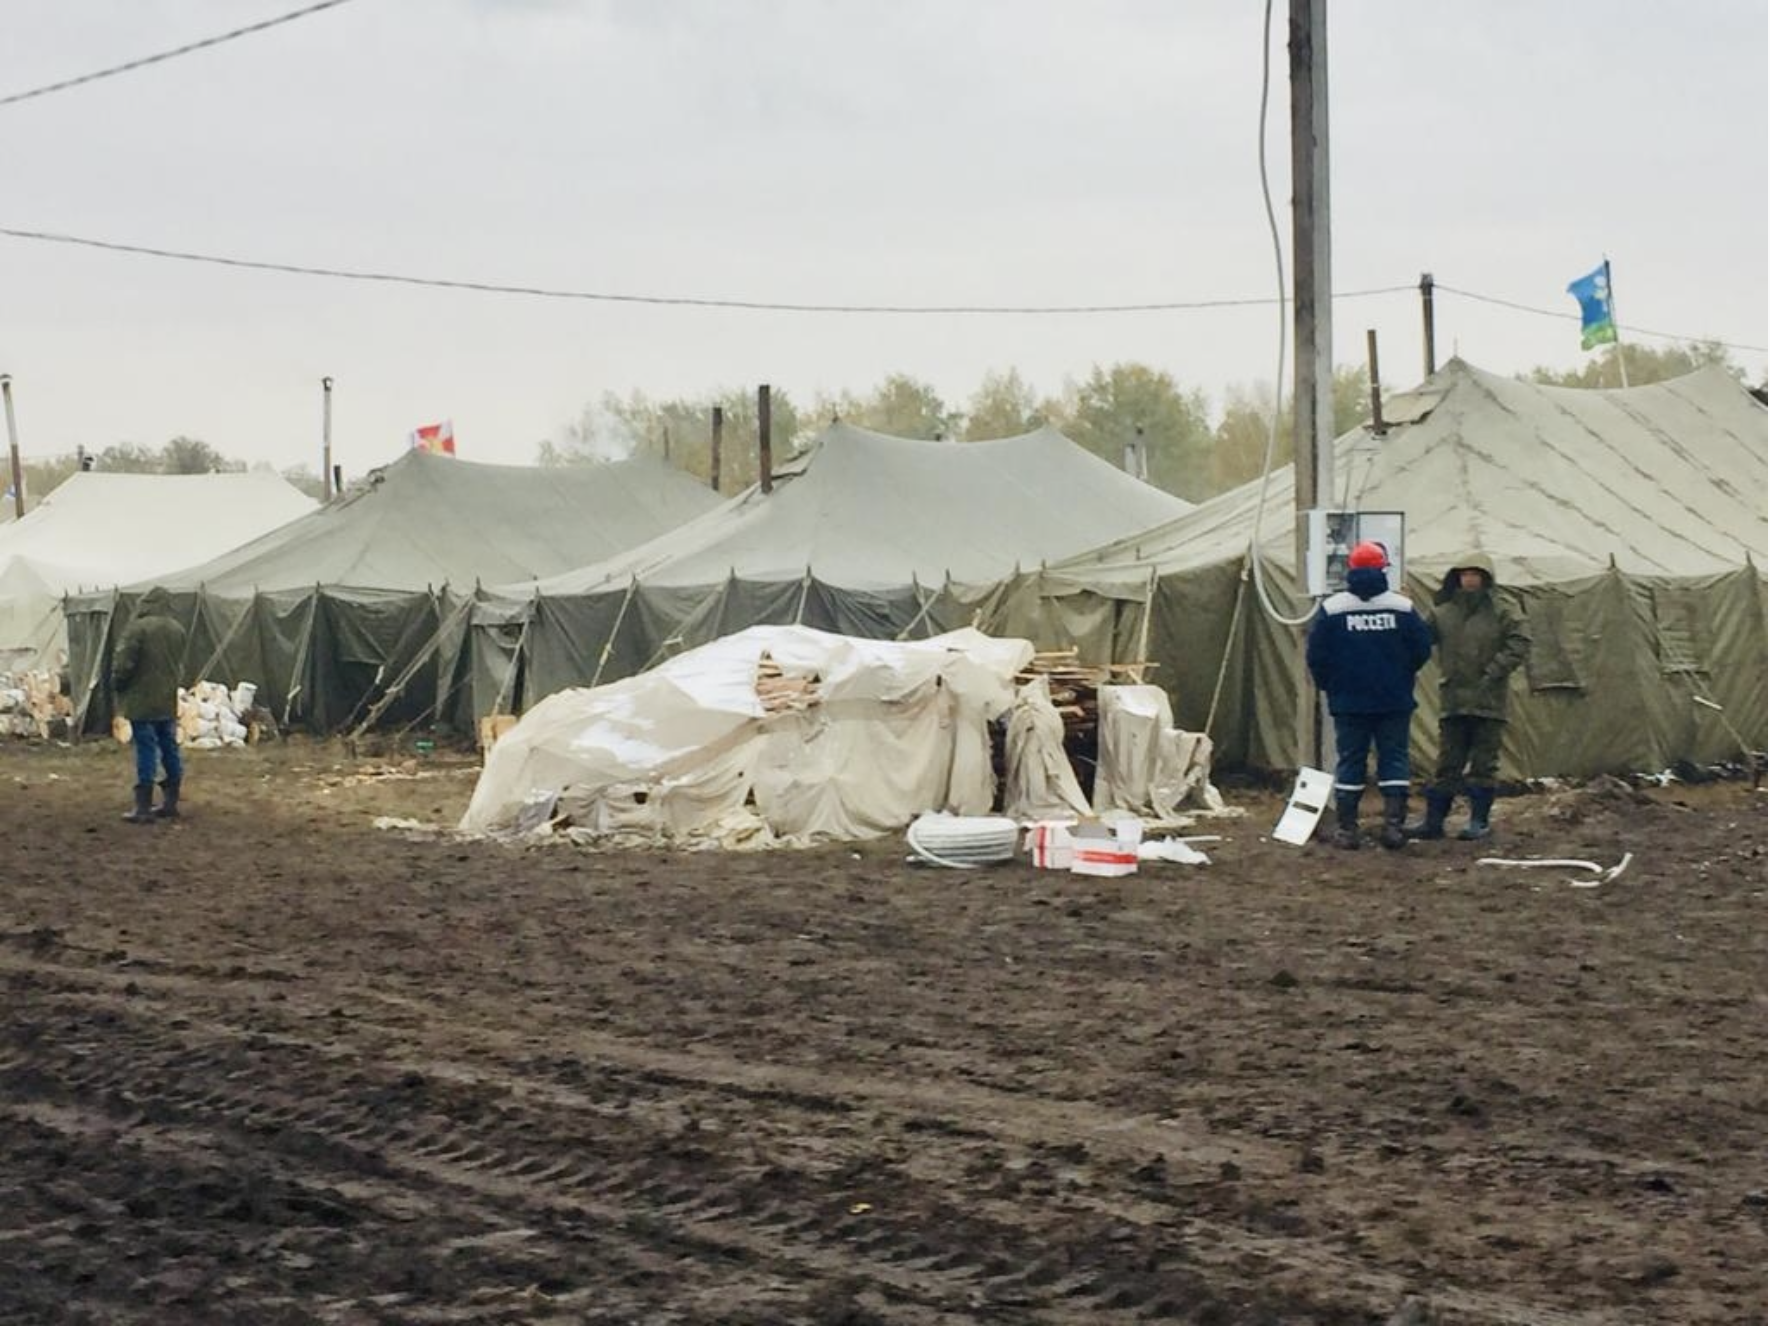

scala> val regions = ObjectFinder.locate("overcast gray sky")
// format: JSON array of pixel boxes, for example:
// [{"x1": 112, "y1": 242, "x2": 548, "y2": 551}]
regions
[{"x1": 4, "y1": 0, "x2": 1765, "y2": 473}]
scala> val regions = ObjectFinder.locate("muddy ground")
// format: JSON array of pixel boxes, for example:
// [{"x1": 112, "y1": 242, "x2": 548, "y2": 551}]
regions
[{"x1": 0, "y1": 736, "x2": 1764, "y2": 1324}]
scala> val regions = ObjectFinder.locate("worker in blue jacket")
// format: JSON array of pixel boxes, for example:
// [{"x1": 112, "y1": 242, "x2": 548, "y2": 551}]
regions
[{"x1": 1306, "y1": 541, "x2": 1433, "y2": 849}]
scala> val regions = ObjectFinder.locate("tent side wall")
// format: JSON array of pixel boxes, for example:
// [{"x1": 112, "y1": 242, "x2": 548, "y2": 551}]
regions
[
  {"x1": 505, "y1": 578, "x2": 928, "y2": 717},
  {"x1": 1470, "y1": 566, "x2": 1764, "y2": 779},
  {"x1": 983, "y1": 558, "x2": 1284, "y2": 771},
  {"x1": 1628, "y1": 565, "x2": 1766, "y2": 769},
  {"x1": 1703, "y1": 564, "x2": 1770, "y2": 760},
  {"x1": 1247, "y1": 564, "x2": 1768, "y2": 780},
  {"x1": 64, "y1": 592, "x2": 117, "y2": 733},
  {"x1": 70, "y1": 585, "x2": 476, "y2": 736},
  {"x1": 991, "y1": 560, "x2": 1767, "y2": 781},
  {"x1": 308, "y1": 590, "x2": 447, "y2": 732}
]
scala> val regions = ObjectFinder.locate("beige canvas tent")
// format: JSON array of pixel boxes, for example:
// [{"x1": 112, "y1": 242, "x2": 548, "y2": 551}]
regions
[
  {"x1": 984, "y1": 360, "x2": 1767, "y2": 779},
  {"x1": 0, "y1": 470, "x2": 315, "y2": 673}
]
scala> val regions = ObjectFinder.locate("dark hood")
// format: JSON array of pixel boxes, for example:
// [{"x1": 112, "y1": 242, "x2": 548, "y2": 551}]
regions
[
  {"x1": 1346, "y1": 565, "x2": 1390, "y2": 601},
  {"x1": 137, "y1": 587, "x2": 175, "y2": 618},
  {"x1": 1435, "y1": 550, "x2": 1496, "y2": 604}
]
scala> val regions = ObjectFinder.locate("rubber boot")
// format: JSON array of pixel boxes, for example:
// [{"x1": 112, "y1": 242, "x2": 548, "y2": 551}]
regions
[
  {"x1": 1458, "y1": 786, "x2": 1495, "y2": 841},
  {"x1": 1331, "y1": 791, "x2": 1362, "y2": 849},
  {"x1": 1379, "y1": 792, "x2": 1408, "y2": 850},
  {"x1": 1404, "y1": 789, "x2": 1451, "y2": 840},
  {"x1": 154, "y1": 779, "x2": 181, "y2": 820},
  {"x1": 122, "y1": 783, "x2": 155, "y2": 825}
]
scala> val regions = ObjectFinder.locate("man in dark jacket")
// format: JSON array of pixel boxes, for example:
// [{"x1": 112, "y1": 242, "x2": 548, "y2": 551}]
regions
[
  {"x1": 1408, "y1": 551, "x2": 1531, "y2": 841},
  {"x1": 1306, "y1": 541, "x2": 1433, "y2": 849},
  {"x1": 112, "y1": 588, "x2": 187, "y2": 824}
]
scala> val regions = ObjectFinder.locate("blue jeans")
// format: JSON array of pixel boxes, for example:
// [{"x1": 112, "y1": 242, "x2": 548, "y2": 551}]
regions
[
  {"x1": 1331, "y1": 711, "x2": 1411, "y2": 795},
  {"x1": 133, "y1": 719, "x2": 184, "y2": 787}
]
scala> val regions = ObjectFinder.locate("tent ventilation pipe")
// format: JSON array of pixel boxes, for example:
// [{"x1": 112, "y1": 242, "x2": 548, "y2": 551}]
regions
[
  {"x1": 3, "y1": 374, "x2": 25, "y2": 520},
  {"x1": 320, "y1": 376, "x2": 334, "y2": 499},
  {"x1": 758, "y1": 384, "x2": 773, "y2": 494},
  {"x1": 1419, "y1": 273, "x2": 1436, "y2": 378},
  {"x1": 710, "y1": 405, "x2": 723, "y2": 493},
  {"x1": 1366, "y1": 329, "x2": 1387, "y2": 436}
]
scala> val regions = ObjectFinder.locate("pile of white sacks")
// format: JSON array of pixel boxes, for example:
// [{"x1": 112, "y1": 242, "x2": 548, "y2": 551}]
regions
[{"x1": 177, "y1": 680, "x2": 258, "y2": 749}]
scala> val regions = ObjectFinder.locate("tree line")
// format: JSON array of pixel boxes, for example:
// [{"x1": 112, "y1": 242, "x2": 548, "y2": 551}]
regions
[
  {"x1": 9, "y1": 340, "x2": 1748, "y2": 511},
  {"x1": 14, "y1": 435, "x2": 329, "y2": 510},
  {"x1": 537, "y1": 339, "x2": 1745, "y2": 500},
  {"x1": 537, "y1": 363, "x2": 1372, "y2": 501}
]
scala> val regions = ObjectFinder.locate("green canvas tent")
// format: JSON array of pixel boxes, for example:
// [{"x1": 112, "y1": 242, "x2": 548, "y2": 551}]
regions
[
  {"x1": 983, "y1": 359, "x2": 1767, "y2": 779},
  {"x1": 464, "y1": 421, "x2": 1193, "y2": 715},
  {"x1": 65, "y1": 449, "x2": 722, "y2": 734}
]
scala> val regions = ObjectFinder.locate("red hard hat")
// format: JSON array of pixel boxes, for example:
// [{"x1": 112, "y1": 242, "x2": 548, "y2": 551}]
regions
[{"x1": 1348, "y1": 540, "x2": 1388, "y2": 570}]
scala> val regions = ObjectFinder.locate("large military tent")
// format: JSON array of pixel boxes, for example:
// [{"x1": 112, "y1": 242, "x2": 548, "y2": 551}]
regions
[
  {"x1": 65, "y1": 450, "x2": 722, "y2": 733},
  {"x1": 465, "y1": 421, "x2": 1192, "y2": 716},
  {"x1": 984, "y1": 359, "x2": 1767, "y2": 779},
  {"x1": 0, "y1": 470, "x2": 314, "y2": 673}
]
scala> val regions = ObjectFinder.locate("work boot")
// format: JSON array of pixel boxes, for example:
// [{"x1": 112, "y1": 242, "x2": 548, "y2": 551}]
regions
[
  {"x1": 154, "y1": 779, "x2": 182, "y2": 820},
  {"x1": 1404, "y1": 789, "x2": 1452, "y2": 840},
  {"x1": 1458, "y1": 787, "x2": 1496, "y2": 841},
  {"x1": 1379, "y1": 792, "x2": 1408, "y2": 850},
  {"x1": 1330, "y1": 791, "x2": 1362, "y2": 849},
  {"x1": 122, "y1": 783, "x2": 155, "y2": 825}
]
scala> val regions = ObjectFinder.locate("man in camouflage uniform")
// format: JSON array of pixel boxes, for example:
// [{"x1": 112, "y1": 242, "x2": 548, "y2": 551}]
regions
[{"x1": 1408, "y1": 552, "x2": 1530, "y2": 842}]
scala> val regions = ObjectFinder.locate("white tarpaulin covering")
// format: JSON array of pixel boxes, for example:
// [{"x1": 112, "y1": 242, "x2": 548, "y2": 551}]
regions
[
  {"x1": 1091, "y1": 685, "x2": 1223, "y2": 820},
  {"x1": 461, "y1": 625, "x2": 1036, "y2": 847},
  {"x1": 999, "y1": 675, "x2": 1091, "y2": 821},
  {"x1": 0, "y1": 470, "x2": 314, "y2": 671}
]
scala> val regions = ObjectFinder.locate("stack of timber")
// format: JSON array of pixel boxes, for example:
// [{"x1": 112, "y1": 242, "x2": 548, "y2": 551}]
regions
[
  {"x1": 754, "y1": 652, "x2": 821, "y2": 714},
  {"x1": 1016, "y1": 647, "x2": 1155, "y2": 738}
]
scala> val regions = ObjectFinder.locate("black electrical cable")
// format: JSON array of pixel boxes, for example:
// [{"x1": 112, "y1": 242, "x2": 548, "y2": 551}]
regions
[
  {"x1": 1, "y1": 0, "x2": 359, "y2": 109},
  {"x1": 0, "y1": 225, "x2": 1411, "y2": 314},
  {"x1": 0, "y1": 224, "x2": 1756, "y2": 353}
]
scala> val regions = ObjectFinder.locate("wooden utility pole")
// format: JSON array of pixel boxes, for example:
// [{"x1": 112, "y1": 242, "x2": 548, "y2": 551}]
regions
[
  {"x1": 709, "y1": 405, "x2": 724, "y2": 493},
  {"x1": 1290, "y1": 0, "x2": 1333, "y2": 769},
  {"x1": 757, "y1": 384, "x2": 773, "y2": 495},
  {"x1": 1418, "y1": 273, "x2": 1437, "y2": 379},
  {"x1": 1366, "y1": 329, "x2": 1386, "y2": 435},
  {"x1": 321, "y1": 376, "x2": 335, "y2": 499},
  {"x1": 2, "y1": 375, "x2": 24, "y2": 519}
]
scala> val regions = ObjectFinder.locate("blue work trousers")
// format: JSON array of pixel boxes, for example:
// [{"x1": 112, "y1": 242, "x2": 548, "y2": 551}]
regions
[{"x1": 1331, "y1": 711, "x2": 1411, "y2": 795}]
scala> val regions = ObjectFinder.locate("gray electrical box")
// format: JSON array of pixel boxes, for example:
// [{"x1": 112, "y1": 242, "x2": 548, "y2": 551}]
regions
[{"x1": 1302, "y1": 509, "x2": 1406, "y2": 596}]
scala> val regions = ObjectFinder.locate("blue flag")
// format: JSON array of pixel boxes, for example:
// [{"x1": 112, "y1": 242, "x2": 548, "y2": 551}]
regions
[{"x1": 1567, "y1": 261, "x2": 1617, "y2": 350}]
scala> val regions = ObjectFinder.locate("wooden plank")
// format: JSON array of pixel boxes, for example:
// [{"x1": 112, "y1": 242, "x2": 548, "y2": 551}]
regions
[{"x1": 478, "y1": 713, "x2": 518, "y2": 751}]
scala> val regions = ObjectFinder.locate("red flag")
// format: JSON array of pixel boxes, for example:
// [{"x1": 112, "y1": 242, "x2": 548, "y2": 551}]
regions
[{"x1": 410, "y1": 420, "x2": 456, "y2": 455}]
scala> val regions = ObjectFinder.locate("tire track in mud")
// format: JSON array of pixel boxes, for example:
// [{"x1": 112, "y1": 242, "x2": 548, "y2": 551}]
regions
[
  {"x1": 0, "y1": 945, "x2": 1634, "y2": 1326},
  {"x1": 0, "y1": 979, "x2": 1239, "y2": 1324}
]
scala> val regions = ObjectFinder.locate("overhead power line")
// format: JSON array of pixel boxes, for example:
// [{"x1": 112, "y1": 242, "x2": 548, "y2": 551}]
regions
[
  {"x1": 1, "y1": 0, "x2": 358, "y2": 109},
  {"x1": 0, "y1": 225, "x2": 1412, "y2": 314},
  {"x1": 0, "y1": 224, "x2": 1759, "y2": 352},
  {"x1": 1437, "y1": 283, "x2": 1766, "y2": 355}
]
